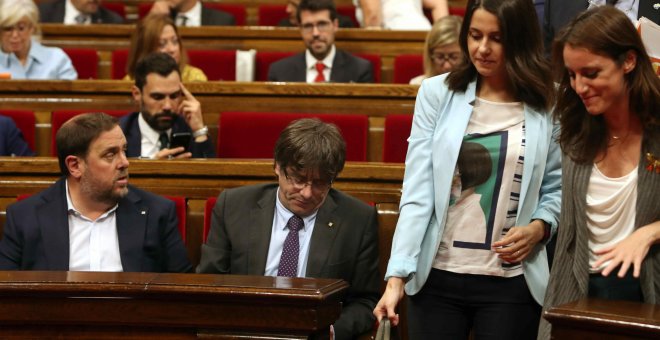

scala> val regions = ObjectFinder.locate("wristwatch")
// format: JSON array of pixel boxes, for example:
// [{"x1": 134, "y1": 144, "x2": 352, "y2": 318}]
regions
[{"x1": 192, "y1": 126, "x2": 208, "y2": 138}]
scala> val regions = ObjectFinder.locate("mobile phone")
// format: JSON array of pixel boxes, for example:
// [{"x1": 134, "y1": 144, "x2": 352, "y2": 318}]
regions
[{"x1": 170, "y1": 132, "x2": 191, "y2": 152}]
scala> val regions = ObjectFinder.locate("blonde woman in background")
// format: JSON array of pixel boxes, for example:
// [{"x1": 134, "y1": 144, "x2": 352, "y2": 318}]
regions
[
  {"x1": 0, "y1": 0, "x2": 76, "y2": 79},
  {"x1": 123, "y1": 14, "x2": 206, "y2": 81},
  {"x1": 410, "y1": 15, "x2": 462, "y2": 85}
]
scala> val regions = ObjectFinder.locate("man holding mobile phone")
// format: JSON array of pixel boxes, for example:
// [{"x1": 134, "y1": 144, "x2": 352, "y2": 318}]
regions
[{"x1": 120, "y1": 52, "x2": 215, "y2": 159}]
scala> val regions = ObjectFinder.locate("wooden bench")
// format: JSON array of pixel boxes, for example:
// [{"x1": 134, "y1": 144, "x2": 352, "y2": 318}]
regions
[{"x1": 0, "y1": 80, "x2": 417, "y2": 161}]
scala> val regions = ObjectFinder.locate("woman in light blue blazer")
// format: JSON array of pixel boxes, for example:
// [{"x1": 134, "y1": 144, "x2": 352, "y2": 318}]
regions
[{"x1": 374, "y1": 0, "x2": 561, "y2": 339}]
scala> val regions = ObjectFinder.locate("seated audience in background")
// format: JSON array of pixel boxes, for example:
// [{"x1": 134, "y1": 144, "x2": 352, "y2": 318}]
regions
[
  {"x1": 0, "y1": 112, "x2": 192, "y2": 272},
  {"x1": 354, "y1": 0, "x2": 448, "y2": 29},
  {"x1": 0, "y1": 0, "x2": 77, "y2": 79},
  {"x1": 0, "y1": 115, "x2": 34, "y2": 156},
  {"x1": 124, "y1": 14, "x2": 207, "y2": 82},
  {"x1": 539, "y1": 6, "x2": 660, "y2": 339},
  {"x1": 279, "y1": 0, "x2": 354, "y2": 28},
  {"x1": 543, "y1": 0, "x2": 660, "y2": 56},
  {"x1": 149, "y1": 0, "x2": 235, "y2": 26},
  {"x1": 268, "y1": 0, "x2": 373, "y2": 83},
  {"x1": 38, "y1": 0, "x2": 124, "y2": 24},
  {"x1": 121, "y1": 52, "x2": 214, "y2": 159},
  {"x1": 198, "y1": 118, "x2": 380, "y2": 339},
  {"x1": 410, "y1": 15, "x2": 462, "y2": 85}
]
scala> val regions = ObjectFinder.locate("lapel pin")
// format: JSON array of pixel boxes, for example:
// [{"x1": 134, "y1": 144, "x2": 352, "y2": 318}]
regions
[
  {"x1": 141, "y1": 210, "x2": 146, "y2": 215},
  {"x1": 328, "y1": 222, "x2": 334, "y2": 228}
]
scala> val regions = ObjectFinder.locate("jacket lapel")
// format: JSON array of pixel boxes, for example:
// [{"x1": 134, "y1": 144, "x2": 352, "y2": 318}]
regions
[
  {"x1": 37, "y1": 179, "x2": 70, "y2": 270},
  {"x1": 115, "y1": 188, "x2": 147, "y2": 272},
  {"x1": 247, "y1": 187, "x2": 278, "y2": 275},
  {"x1": 329, "y1": 50, "x2": 345, "y2": 82},
  {"x1": 516, "y1": 106, "x2": 542, "y2": 222},
  {"x1": 305, "y1": 193, "x2": 338, "y2": 278}
]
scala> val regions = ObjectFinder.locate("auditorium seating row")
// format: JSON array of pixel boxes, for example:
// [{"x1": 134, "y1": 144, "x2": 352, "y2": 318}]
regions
[
  {"x1": 1, "y1": 109, "x2": 413, "y2": 162},
  {"x1": 62, "y1": 48, "x2": 422, "y2": 83}
]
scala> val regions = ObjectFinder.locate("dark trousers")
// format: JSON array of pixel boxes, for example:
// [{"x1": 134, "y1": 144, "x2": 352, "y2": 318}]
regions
[
  {"x1": 407, "y1": 269, "x2": 541, "y2": 340},
  {"x1": 588, "y1": 269, "x2": 643, "y2": 302}
]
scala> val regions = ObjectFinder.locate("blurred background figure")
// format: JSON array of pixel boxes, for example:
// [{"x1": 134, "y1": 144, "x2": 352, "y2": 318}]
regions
[
  {"x1": 410, "y1": 15, "x2": 462, "y2": 84},
  {"x1": 124, "y1": 14, "x2": 207, "y2": 81},
  {"x1": 279, "y1": 0, "x2": 354, "y2": 27},
  {"x1": 0, "y1": 0, "x2": 77, "y2": 79},
  {"x1": 0, "y1": 115, "x2": 34, "y2": 156},
  {"x1": 148, "y1": 0, "x2": 235, "y2": 26},
  {"x1": 38, "y1": 0, "x2": 124, "y2": 24},
  {"x1": 355, "y1": 0, "x2": 449, "y2": 30}
]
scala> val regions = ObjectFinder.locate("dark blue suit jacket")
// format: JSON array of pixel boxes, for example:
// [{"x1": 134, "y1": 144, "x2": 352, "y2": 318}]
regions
[
  {"x1": 267, "y1": 49, "x2": 373, "y2": 83},
  {"x1": 0, "y1": 178, "x2": 192, "y2": 272},
  {"x1": 119, "y1": 112, "x2": 215, "y2": 158},
  {"x1": 0, "y1": 115, "x2": 34, "y2": 156},
  {"x1": 38, "y1": 0, "x2": 124, "y2": 24}
]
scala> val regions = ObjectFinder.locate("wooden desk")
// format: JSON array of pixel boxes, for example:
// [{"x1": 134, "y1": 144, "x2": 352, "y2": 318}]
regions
[
  {"x1": 545, "y1": 298, "x2": 660, "y2": 339},
  {"x1": 0, "y1": 80, "x2": 417, "y2": 161},
  {"x1": 0, "y1": 270, "x2": 348, "y2": 339}
]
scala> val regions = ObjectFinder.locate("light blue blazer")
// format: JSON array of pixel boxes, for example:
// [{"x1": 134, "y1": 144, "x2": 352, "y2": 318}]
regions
[{"x1": 385, "y1": 74, "x2": 561, "y2": 305}]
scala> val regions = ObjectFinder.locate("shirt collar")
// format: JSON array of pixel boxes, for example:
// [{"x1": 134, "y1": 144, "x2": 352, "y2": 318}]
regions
[
  {"x1": 179, "y1": 1, "x2": 202, "y2": 26},
  {"x1": 305, "y1": 45, "x2": 336, "y2": 70},
  {"x1": 138, "y1": 112, "x2": 171, "y2": 146},
  {"x1": 275, "y1": 187, "x2": 317, "y2": 231},
  {"x1": 65, "y1": 179, "x2": 118, "y2": 221}
]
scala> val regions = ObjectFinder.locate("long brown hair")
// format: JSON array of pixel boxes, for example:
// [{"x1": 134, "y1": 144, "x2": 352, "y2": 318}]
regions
[
  {"x1": 446, "y1": 0, "x2": 552, "y2": 112},
  {"x1": 552, "y1": 6, "x2": 660, "y2": 163},
  {"x1": 126, "y1": 14, "x2": 189, "y2": 79}
]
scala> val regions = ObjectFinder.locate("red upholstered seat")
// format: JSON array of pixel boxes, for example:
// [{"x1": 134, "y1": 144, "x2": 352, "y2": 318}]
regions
[
  {"x1": 382, "y1": 114, "x2": 413, "y2": 163},
  {"x1": 63, "y1": 48, "x2": 99, "y2": 79},
  {"x1": 137, "y1": 3, "x2": 246, "y2": 25},
  {"x1": 217, "y1": 112, "x2": 368, "y2": 161},
  {"x1": 111, "y1": 49, "x2": 128, "y2": 80},
  {"x1": 187, "y1": 50, "x2": 236, "y2": 81},
  {"x1": 50, "y1": 110, "x2": 128, "y2": 156},
  {"x1": 449, "y1": 6, "x2": 467, "y2": 17},
  {"x1": 257, "y1": 4, "x2": 357, "y2": 26},
  {"x1": 164, "y1": 195, "x2": 187, "y2": 243},
  {"x1": 393, "y1": 54, "x2": 423, "y2": 84},
  {"x1": 16, "y1": 193, "x2": 31, "y2": 201},
  {"x1": 203, "y1": 196, "x2": 217, "y2": 243},
  {"x1": 101, "y1": 2, "x2": 126, "y2": 19},
  {"x1": 0, "y1": 110, "x2": 35, "y2": 152},
  {"x1": 255, "y1": 51, "x2": 295, "y2": 81}
]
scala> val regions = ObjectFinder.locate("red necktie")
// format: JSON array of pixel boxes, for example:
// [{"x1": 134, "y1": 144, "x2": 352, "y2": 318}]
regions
[{"x1": 314, "y1": 62, "x2": 326, "y2": 82}]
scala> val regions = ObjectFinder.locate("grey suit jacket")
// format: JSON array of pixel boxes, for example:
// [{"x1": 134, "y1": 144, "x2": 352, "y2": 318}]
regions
[
  {"x1": 200, "y1": 6, "x2": 235, "y2": 26},
  {"x1": 267, "y1": 49, "x2": 373, "y2": 83},
  {"x1": 538, "y1": 132, "x2": 660, "y2": 339},
  {"x1": 197, "y1": 183, "x2": 380, "y2": 339},
  {"x1": 38, "y1": 0, "x2": 124, "y2": 24},
  {"x1": 0, "y1": 178, "x2": 192, "y2": 272}
]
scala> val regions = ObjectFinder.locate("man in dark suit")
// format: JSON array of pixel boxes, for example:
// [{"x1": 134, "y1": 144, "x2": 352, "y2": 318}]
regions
[
  {"x1": 149, "y1": 0, "x2": 235, "y2": 26},
  {"x1": 544, "y1": 0, "x2": 660, "y2": 55},
  {"x1": 38, "y1": 0, "x2": 124, "y2": 24},
  {"x1": 198, "y1": 118, "x2": 380, "y2": 339},
  {"x1": 0, "y1": 112, "x2": 191, "y2": 272},
  {"x1": 268, "y1": 0, "x2": 373, "y2": 83},
  {"x1": 121, "y1": 52, "x2": 214, "y2": 159},
  {"x1": 0, "y1": 115, "x2": 34, "y2": 156},
  {"x1": 278, "y1": 0, "x2": 354, "y2": 28}
]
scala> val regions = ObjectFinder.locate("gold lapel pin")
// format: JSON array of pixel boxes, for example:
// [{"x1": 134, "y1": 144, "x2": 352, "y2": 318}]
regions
[{"x1": 328, "y1": 222, "x2": 334, "y2": 228}]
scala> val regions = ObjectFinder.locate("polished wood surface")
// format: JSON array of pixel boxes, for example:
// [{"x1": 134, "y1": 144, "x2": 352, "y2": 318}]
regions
[
  {"x1": 545, "y1": 298, "x2": 660, "y2": 339},
  {"x1": 0, "y1": 270, "x2": 348, "y2": 339},
  {"x1": 0, "y1": 80, "x2": 417, "y2": 161}
]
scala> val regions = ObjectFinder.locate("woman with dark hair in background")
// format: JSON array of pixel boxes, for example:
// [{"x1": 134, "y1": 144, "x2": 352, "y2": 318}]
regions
[
  {"x1": 374, "y1": 0, "x2": 561, "y2": 338},
  {"x1": 539, "y1": 6, "x2": 660, "y2": 339}
]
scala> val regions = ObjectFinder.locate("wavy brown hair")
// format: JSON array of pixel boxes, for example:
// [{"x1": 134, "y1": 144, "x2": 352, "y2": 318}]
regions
[{"x1": 552, "y1": 6, "x2": 660, "y2": 163}]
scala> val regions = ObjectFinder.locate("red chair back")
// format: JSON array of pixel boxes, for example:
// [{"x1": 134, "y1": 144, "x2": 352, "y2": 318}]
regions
[
  {"x1": 164, "y1": 195, "x2": 187, "y2": 243},
  {"x1": 187, "y1": 50, "x2": 236, "y2": 80},
  {"x1": 393, "y1": 54, "x2": 424, "y2": 84},
  {"x1": 63, "y1": 48, "x2": 99, "y2": 79},
  {"x1": 51, "y1": 110, "x2": 128, "y2": 156},
  {"x1": 336, "y1": 5, "x2": 358, "y2": 27},
  {"x1": 0, "y1": 110, "x2": 35, "y2": 152},
  {"x1": 255, "y1": 51, "x2": 295, "y2": 81},
  {"x1": 218, "y1": 112, "x2": 368, "y2": 161},
  {"x1": 138, "y1": 3, "x2": 245, "y2": 25},
  {"x1": 17, "y1": 193, "x2": 31, "y2": 201},
  {"x1": 111, "y1": 49, "x2": 129, "y2": 80},
  {"x1": 203, "y1": 196, "x2": 217, "y2": 243},
  {"x1": 382, "y1": 114, "x2": 413, "y2": 163},
  {"x1": 101, "y1": 2, "x2": 126, "y2": 19}
]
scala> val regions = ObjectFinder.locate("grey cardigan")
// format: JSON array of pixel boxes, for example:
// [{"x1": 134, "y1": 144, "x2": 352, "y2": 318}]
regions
[{"x1": 538, "y1": 132, "x2": 660, "y2": 339}]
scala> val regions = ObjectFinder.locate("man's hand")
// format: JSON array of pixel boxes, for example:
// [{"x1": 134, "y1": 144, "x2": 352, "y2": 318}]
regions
[
  {"x1": 154, "y1": 147, "x2": 192, "y2": 160},
  {"x1": 178, "y1": 83, "x2": 207, "y2": 142}
]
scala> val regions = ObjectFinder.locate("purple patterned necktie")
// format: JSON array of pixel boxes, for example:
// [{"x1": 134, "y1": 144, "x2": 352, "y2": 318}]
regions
[{"x1": 277, "y1": 215, "x2": 304, "y2": 277}]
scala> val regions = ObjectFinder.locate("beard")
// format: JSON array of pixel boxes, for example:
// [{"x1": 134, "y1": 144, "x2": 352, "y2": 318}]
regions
[
  {"x1": 80, "y1": 171, "x2": 129, "y2": 206},
  {"x1": 141, "y1": 108, "x2": 178, "y2": 132}
]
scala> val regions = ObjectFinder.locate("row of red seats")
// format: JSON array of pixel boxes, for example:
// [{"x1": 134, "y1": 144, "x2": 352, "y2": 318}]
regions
[
  {"x1": 0, "y1": 110, "x2": 413, "y2": 162},
  {"x1": 63, "y1": 48, "x2": 421, "y2": 83}
]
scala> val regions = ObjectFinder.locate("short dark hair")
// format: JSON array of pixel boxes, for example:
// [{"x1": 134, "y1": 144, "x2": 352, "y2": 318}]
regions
[
  {"x1": 56, "y1": 113, "x2": 119, "y2": 176},
  {"x1": 296, "y1": 0, "x2": 337, "y2": 24},
  {"x1": 134, "y1": 52, "x2": 180, "y2": 90},
  {"x1": 274, "y1": 118, "x2": 346, "y2": 183}
]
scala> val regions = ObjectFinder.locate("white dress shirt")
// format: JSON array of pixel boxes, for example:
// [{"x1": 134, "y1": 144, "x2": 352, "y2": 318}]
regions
[
  {"x1": 66, "y1": 180, "x2": 123, "y2": 272},
  {"x1": 305, "y1": 45, "x2": 336, "y2": 83},
  {"x1": 588, "y1": 0, "x2": 639, "y2": 23},
  {"x1": 176, "y1": 1, "x2": 202, "y2": 27},
  {"x1": 138, "y1": 113, "x2": 171, "y2": 158},
  {"x1": 64, "y1": 0, "x2": 89, "y2": 24}
]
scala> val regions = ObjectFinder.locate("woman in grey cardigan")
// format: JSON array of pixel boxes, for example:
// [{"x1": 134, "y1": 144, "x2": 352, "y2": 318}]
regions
[{"x1": 539, "y1": 6, "x2": 660, "y2": 339}]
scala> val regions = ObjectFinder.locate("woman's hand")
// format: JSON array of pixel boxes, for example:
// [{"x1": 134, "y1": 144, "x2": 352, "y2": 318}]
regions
[
  {"x1": 373, "y1": 277, "x2": 405, "y2": 326},
  {"x1": 593, "y1": 221, "x2": 660, "y2": 278},
  {"x1": 492, "y1": 220, "x2": 545, "y2": 263}
]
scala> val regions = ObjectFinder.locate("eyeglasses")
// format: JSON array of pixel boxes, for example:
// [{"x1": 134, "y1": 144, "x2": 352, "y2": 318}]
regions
[
  {"x1": 431, "y1": 52, "x2": 461, "y2": 65},
  {"x1": 1, "y1": 22, "x2": 32, "y2": 35},
  {"x1": 284, "y1": 173, "x2": 332, "y2": 192},
  {"x1": 301, "y1": 21, "x2": 332, "y2": 34}
]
